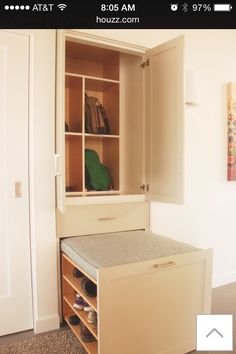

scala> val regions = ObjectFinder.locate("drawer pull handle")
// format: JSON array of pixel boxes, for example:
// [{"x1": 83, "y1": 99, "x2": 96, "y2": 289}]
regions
[
  {"x1": 153, "y1": 261, "x2": 176, "y2": 269},
  {"x1": 98, "y1": 217, "x2": 116, "y2": 221}
]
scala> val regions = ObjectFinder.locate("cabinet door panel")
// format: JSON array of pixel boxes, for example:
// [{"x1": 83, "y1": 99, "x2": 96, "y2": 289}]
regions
[
  {"x1": 146, "y1": 36, "x2": 184, "y2": 203},
  {"x1": 98, "y1": 249, "x2": 212, "y2": 354},
  {"x1": 120, "y1": 53, "x2": 145, "y2": 194}
]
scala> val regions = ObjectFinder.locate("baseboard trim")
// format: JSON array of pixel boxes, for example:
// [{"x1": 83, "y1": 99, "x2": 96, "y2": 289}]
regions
[
  {"x1": 213, "y1": 272, "x2": 236, "y2": 288},
  {"x1": 34, "y1": 314, "x2": 60, "y2": 334}
]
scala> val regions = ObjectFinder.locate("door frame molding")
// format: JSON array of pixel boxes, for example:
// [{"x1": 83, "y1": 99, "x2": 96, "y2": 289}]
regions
[{"x1": 65, "y1": 30, "x2": 149, "y2": 54}]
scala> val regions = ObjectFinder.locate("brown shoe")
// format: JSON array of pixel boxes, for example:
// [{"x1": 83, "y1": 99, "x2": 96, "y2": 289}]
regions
[{"x1": 80, "y1": 323, "x2": 96, "y2": 342}]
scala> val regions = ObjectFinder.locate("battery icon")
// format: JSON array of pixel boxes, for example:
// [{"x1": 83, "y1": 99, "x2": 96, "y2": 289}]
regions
[{"x1": 213, "y1": 4, "x2": 232, "y2": 11}]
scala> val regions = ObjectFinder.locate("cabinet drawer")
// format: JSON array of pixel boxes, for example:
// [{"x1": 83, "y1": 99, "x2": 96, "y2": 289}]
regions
[{"x1": 57, "y1": 202, "x2": 149, "y2": 237}]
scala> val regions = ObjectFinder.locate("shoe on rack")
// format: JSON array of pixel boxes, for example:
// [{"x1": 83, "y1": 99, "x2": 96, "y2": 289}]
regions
[
  {"x1": 68, "y1": 314, "x2": 80, "y2": 326},
  {"x1": 83, "y1": 300, "x2": 92, "y2": 312},
  {"x1": 81, "y1": 277, "x2": 97, "y2": 297},
  {"x1": 80, "y1": 323, "x2": 96, "y2": 342},
  {"x1": 73, "y1": 267, "x2": 84, "y2": 278},
  {"x1": 87, "y1": 309, "x2": 97, "y2": 326},
  {"x1": 73, "y1": 293, "x2": 84, "y2": 310}
]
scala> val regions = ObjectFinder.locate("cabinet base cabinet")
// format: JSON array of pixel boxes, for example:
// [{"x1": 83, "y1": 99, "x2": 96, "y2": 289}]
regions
[{"x1": 61, "y1": 249, "x2": 212, "y2": 354}]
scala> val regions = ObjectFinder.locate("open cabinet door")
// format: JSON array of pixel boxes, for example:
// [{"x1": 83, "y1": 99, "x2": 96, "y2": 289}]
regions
[
  {"x1": 120, "y1": 53, "x2": 145, "y2": 194},
  {"x1": 56, "y1": 30, "x2": 66, "y2": 213},
  {"x1": 145, "y1": 35, "x2": 184, "y2": 203}
]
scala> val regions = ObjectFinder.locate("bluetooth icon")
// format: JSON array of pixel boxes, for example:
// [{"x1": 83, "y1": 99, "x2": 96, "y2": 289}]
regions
[{"x1": 182, "y1": 3, "x2": 188, "y2": 12}]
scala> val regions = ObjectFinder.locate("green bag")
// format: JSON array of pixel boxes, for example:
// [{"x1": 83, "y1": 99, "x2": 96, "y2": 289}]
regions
[{"x1": 85, "y1": 149, "x2": 111, "y2": 191}]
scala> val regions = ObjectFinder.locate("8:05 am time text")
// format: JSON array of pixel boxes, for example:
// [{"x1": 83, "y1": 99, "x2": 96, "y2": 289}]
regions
[{"x1": 100, "y1": 4, "x2": 136, "y2": 12}]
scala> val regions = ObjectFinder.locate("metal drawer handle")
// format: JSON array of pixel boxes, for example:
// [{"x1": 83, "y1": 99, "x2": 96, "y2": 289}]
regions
[
  {"x1": 153, "y1": 261, "x2": 176, "y2": 269},
  {"x1": 98, "y1": 217, "x2": 117, "y2": 221}
]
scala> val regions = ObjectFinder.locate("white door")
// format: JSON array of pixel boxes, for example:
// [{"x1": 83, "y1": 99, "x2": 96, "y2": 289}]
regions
[{"x1": 0, "y1": 31, "x2": 33, "y2": 335}]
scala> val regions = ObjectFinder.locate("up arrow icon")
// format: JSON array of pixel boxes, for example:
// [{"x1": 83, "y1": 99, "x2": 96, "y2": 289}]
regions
[
  {"x1": 206, "y1": 328, "x2": 224, "y2": 338},
  {"x1": 197, "y1": 315, "x2": 232, "y2": 351}
]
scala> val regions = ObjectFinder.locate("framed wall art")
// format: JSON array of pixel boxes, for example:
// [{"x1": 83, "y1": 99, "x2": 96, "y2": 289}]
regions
[{"x1": 227, "y1": 82, "x2": 236, "y2": 181}]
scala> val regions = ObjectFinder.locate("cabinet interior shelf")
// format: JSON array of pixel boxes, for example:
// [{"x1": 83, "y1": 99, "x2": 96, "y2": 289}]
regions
[
  {"x1": 64, "y1": 314, "x2": 98, "y2": 354},
  {"x1": 85, "y1": 134, "x2": 119, "y2": 139},
  {"x1": 63, "y1": 295, "x2": 98, "y2": 339},
  {"x1": 66, "y1": 190, "x2": 120, "y2": 197},
  {"x1": 65, "y1": 132, "x2": 83, "y2": 136},
  {"x1": 66, "y1": 72, "x2": 119, "y2": 85},
  {"x1": 63, "y1": 273, "x2": 97, "y2": 311},
  {"x1": 62, "y1": 253, "x2": 97, "y2": 284},
  {"x1": 65, "y1": 133, "x2": 119, "y2": 139}
]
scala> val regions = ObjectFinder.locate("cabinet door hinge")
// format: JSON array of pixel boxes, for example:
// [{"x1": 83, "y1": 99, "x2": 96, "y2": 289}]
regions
[
  {"x1": 140, "y1": 59, "x2": 149, "y2": 69},
  {"x1": 140, "y1": 184, "x2": 150, "y2": 192}
]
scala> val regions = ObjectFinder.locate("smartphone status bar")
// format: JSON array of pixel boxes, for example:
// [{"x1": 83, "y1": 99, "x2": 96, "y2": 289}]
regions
[{"x1": 0, "y1": 1, "x2": 235, "y2": 29}]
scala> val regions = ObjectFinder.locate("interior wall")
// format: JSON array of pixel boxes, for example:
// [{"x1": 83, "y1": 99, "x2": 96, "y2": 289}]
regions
[{"x1": 79, "y1": 29, "x2": 236, "y2": 287}]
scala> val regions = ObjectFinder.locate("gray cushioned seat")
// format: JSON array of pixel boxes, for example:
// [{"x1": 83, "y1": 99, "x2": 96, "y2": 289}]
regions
[{"x1": 61, "y1": 230, "x2": 198, "y2": 280}]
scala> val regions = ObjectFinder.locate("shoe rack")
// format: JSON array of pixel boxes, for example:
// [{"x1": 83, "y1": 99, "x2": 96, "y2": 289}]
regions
[{"x1": 61, "y1": 253, "x2": 98, "y2": 354}]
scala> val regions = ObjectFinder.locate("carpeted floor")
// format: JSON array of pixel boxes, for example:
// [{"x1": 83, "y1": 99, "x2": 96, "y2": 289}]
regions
[{"x1": 0, "y1": 328, "x2": 86, "y2": 354}]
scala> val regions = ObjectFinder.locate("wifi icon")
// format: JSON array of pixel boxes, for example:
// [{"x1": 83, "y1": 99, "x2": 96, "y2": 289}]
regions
[{"x1": 58, "y1": 3, "x2": 67, "y2": 10}]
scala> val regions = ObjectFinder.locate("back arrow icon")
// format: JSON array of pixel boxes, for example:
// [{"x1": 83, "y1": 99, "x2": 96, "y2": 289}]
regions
[{"x1": 206, "y1": 328, "x2": 224, "y2": 338}]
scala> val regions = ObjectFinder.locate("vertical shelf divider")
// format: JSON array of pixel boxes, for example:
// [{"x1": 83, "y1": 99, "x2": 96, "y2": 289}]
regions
[{"x1": 82, "y1": 76, "x2": 85, "y2": 194}]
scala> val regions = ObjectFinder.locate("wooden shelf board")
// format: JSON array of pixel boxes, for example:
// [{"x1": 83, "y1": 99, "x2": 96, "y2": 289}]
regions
[
  {"x1": 64, "y1": 315, "x2": 98, "y2": 354},
  {"x1": 66, "y1": 190, "x2": 120, "y2": 197},
  {"x1": 85, "y1": 133, "x2": 119, "y2": 139},
  {"x1": 65, "y1": 72, "x2": 119, "y2": 84},
  {"x1": 63, "y1": 294, "x2": 98, "y2": 339},
  {"x1": 65, "y1": 132, "x2": 83, "y2": 136},
  {"x1": 85, "y1": 191, "x2": 120, "y2": 195},
  {"x1": 62, "y1": 253, "x2": 97, "y2": 285},
  {"x1": 63, "y1": 273, "x2": 97, "y2": 311}
]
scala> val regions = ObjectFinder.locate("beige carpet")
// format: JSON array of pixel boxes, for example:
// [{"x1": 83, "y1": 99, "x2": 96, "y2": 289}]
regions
[{"x1": 0, "y1": 328, "x2": 86, "y2": 354}]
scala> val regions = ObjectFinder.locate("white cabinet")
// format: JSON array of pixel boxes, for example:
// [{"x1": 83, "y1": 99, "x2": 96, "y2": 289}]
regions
[
  {"x1": 61, "y1": 245, "x2": 212, "y2": 354},
  {"x1": 56, "y1": 31, "x2": 184, "y2": 215}
]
